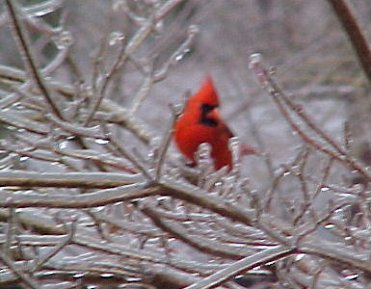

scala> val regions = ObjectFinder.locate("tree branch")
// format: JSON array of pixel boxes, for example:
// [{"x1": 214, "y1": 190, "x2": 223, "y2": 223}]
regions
[
  {"x1": 327, "y1": 0, "x2": 371, "y2": 83},
  {"x1": 0, "y1": 170, "x2": 141, "y2": 188},
  {"x1": 184, "y1": 246, "x2": 294, "y2": 289},
  {"x1": 5, "y1": 0, "x2": 64, "y2": 119}
]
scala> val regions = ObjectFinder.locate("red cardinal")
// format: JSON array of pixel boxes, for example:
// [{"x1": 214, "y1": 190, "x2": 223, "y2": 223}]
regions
[{"x1": 174, "y1": 76, "x2": 256, "y2": 170}]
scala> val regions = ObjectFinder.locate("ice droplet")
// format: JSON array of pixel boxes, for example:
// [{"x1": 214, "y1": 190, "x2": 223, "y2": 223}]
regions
[
  {"x1": 19, "y1": 156, "x2": 29, "y2": 162},
  {"x1": 58, "y1": 141, "x2": 69, "y2": 150},
  {"x1": 13, "y1": 102, "x2": 25, "y2": 110},
  {"x1": 125, "y1": 277, "x2": 142, "y2": 282},
  {"x1": 175, "y1": 53, "x2": 184, "y2": 62},
  {"x1": 175, "y1": 48, "x2": 191, "y2": 62},
  {"x1": 324, "y1": 224, "x2": 335, "y2": 229},
  {"x1": 54, "y1": 31, "x2": 73, "y2": 49},
  {"x1": 294, "y1": 254, "x2": 305, "y2": 261},
  {"x1": 342, "y1": 269, "x2": 358, "y2": 281},
  {"x1": 32, "y1": 7, "x2": 55, "y2": 17},
  {"x1": 196, "y1": 142, "x2": 213, "y2": 169},
  {"x1": 95, "y1": 139, "x2": 109, "y2": 145},
  {"x1": 109, "y1": 31, "x2": 125, "y2": 46},
  {"x1": 73, "y1": 272, "x2": 85, "y2": 279},
  {"x1": 229, "y1": 136, "x2": 241, "y2": 164},
  {"x1": 249, "y1": 53, "x2": 263, "y2": 68},
  {"x1": 155, "y1": 20, "x2": 164, "y2": 34},
  {"x1": 66, "y1": 135, "x2": 75, "y2": 140}
]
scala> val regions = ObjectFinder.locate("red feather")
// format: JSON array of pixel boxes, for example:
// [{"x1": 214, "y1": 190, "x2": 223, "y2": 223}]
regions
[{"x1": 174, "y1": 77, "x2": 255, "y2": 170}]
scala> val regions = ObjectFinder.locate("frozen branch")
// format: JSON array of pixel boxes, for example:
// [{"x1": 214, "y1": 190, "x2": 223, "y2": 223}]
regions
[
  {"x1": 142, "y1": 205, "x2": 254, "y2": 259},
  {"x1": 0, "y1": 181, "x2": 157, "y2": 208},
  {"x1": 0, "y1": 170, "x2": 141, "y2": 188},
  {"x1": 327, "y1": 0, "x2": 371, "y2": 83},
  {"x1": 5, "y1": 0, "x2": 64, "y2": 119},
  {"x1": 184, "y1": 246, "x2": 294, "y2": 289},
  {"x1": 249, "y1": 53, "x2": 371, "y2": 181}
]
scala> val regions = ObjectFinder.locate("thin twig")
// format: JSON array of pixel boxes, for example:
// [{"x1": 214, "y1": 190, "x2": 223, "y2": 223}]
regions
[
  {"x1": 0, "y1": 250, "x2": 39, "y2": 289},
  {"x1": 85, "y1": 0, "x2": 187, "y2": 125},
  {"x1": 153, "y1": 24, "x2": 199, "y2": 81},
  {"x1": 31, "y1": 220, "x2": 76, "y2": 272},
  {"x1": 141, "y1": 205, "x2": 253, "y2": 259},
  {"x1": 84, "y1": 35, "x2": 127, "y2": 125},
  {"x1": 249, "y1": 53, "x2": 371, "y2": 181},
  {"x1": 155, "y1": 104, "x2": 178, "y2": 181},
  {"x1": 107, "y1": 128, "x2": 154, "y2": 181},
  {"x1": 3, "y1": 208, "x2": 16, "y2": 257},
  {"x1": 0, "y1": 64, "x2": 154, "y2": 144},
  {"x1": 130, "y1": 65, "x2": 154, "y2": 114},
  {"x1": 293, "y1": 157, "x2": 335, "y2": 226},
  {"x1": 5, "y1": 0, "x2": 63, "y2": 119}
]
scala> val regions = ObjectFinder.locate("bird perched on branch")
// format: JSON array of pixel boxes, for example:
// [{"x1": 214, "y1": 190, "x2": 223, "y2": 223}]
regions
[{"x1": 174, "y1": 76, "x2": 256, "y2": 170}]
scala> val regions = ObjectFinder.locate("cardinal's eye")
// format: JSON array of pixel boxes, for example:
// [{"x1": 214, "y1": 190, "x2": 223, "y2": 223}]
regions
[
  {"x1": 200, "y1": 103, "x2": 218, "y2": 127},
  {"x1": 201, "y1": 103, "x2": 215, "y2": 113}
]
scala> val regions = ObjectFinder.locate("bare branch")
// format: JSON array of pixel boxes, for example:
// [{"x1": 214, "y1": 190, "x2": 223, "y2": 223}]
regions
[
  {"x1": 0, "y1": 170, "x2": 141, "y2": 188},
  {"x1": 184, "y1": 246, "x2": 294, "y2": 289},
  {"x1": 327, "y1": 0, "x2": 371, "y2": 83},
  {"x1": 141, "y1": 205, "x2": 254, "y2": 259},
  {"x1": 0, "y1": 181, "x2": 157, "y2": 208},
  {"x1": 5, "y1": 0, "x2": 64, "y2": 119},
  {"x1": 0, "y1": 250, "x2": 39, "y2": 289},
  {"x1": 30, "y1": 220, "x2": 76, "y2": 272}
]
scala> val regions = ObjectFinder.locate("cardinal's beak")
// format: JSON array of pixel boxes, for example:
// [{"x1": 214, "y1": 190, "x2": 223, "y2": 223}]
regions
[{"x1": 207, "y1": 108, "x2": 220, "y2": 121}]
